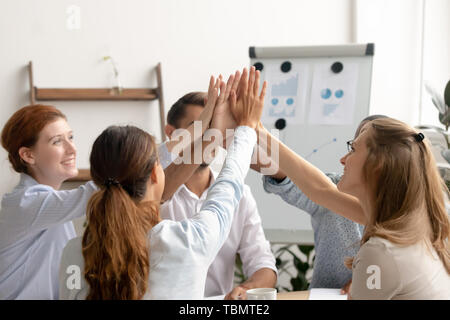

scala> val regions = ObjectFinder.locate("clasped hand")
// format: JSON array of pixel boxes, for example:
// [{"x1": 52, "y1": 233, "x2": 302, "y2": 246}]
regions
[{"x1": 203, "y1": 66, "x2": 267, "y2": 134}]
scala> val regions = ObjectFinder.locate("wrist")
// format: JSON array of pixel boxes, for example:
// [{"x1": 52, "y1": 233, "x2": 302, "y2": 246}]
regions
[
  {"x1": 271, "y1": 175, "x2": 287, "y2": 183},
  {"x1": 237, "y1": 122, "x2": 256, "y2": 129},
  {"x1": 238, "y1": 283, "x2": 252, "y2": 290}
]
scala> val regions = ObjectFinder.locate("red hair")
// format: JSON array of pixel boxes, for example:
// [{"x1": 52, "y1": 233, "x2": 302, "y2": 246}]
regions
[{"x1": 1, "y1": 104, "x2": 67, "y2": 173}]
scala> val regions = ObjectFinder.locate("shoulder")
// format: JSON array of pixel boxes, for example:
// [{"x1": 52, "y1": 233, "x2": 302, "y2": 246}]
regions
[
  {"x1": 61, "y1": 236, "x2": 83, "y2": 260},
  {"x1": 3, "y1": 175, "x2": 52, "y2": 197},
  {"x1": 356, "y1": 237, "x2": 394, "y2": 262},
  {"x1": 1, "y1": 178, "x2": 53, "y2": 209},
  {"x1": 353, "y1": 237, "x2": 401, "y2": 279},
  {"x1": 351, "y1": 237, "x2": 402, "y2": 299},
  {"x1": 353, "y1": 236, "x2": 401, "y2": 280},
  {"x1": 65, "y1": 236, "x2": 83, "y2": 250}
]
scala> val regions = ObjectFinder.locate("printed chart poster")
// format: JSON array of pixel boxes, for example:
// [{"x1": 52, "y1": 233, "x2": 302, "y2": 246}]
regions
[
  {"x1": 308, "y1": 62, "x2": 359, "y2": 125},
  {"x1": 261, "y1": 62, "x2": 309, "y2": 125}
]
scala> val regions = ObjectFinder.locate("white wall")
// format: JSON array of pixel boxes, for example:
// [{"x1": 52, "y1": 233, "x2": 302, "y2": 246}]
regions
[
  {"x1": 356, "y1": 0, "x2": 450, "y2": 127},
  {"x1": 0, "y1": 0, "x2": 353, "y2": 197},
  {"x1": 356, "y1": 0, "x2": 423, "y2": 124},
  {"x1": 421, "y1": 0, "x2": 450, "y2": 127}
]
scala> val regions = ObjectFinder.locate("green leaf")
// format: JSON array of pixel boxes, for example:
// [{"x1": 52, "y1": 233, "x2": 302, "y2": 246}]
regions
[
  {"x1": 276, "y1": 259, "x2": 289, "y2": 270},
  {"x1": 298, "y1": 245, "x2": 314, "y2": 256},
  {"x1": 291, "y1": 273, "x2": 308, "y2": 291},
  {"x1": 275, "y1": 257, "x2": 282, "y2": 266}
]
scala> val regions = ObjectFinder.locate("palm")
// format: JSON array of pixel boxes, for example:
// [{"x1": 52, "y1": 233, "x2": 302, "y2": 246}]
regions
[{"x1": 211, "y1": 100, "x2": 236, "y2": 133}]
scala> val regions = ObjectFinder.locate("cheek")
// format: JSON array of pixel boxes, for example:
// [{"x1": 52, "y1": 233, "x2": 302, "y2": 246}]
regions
[
  {"x1": 348, "y1": 157, "x2": 367, "y2": 184},
  {"x1": 34, "y1": 145, "x2": 64, "y2": 165}
]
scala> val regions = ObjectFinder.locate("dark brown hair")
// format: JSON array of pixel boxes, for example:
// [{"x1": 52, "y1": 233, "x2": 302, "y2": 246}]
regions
[
  {"x1": 1, "y1": 104, "x2": 67, "y2": 173},
  {"x1": 167, "y1": 92, "x2": 206, "y2": 128},
  {"x1": 82, "y1": 125, "x2": 161, "y2": 299}
]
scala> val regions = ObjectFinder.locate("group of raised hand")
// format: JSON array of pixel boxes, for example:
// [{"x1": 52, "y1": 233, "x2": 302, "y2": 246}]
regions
[{"x1": 203, "y1": 66, "x2": 267, "y2": 135}]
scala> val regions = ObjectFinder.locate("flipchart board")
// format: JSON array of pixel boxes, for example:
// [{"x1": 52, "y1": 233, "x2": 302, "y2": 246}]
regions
[{"x1": 245, "y1": 44, "x2": 374, "y2": 244}]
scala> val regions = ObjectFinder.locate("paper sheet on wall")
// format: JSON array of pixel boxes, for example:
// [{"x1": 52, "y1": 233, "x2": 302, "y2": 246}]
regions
[
  {"x1": 308, "y1": 62, "x2": 359, "y2": 125},
  {"x1": 261, "y1": 62, "x2": 309, "y2": 125}
]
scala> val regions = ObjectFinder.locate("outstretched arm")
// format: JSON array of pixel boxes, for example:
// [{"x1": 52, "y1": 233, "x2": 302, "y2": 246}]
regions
[
  {"x1": 256, "y1": 125, "x2": 366, "y2": 225},
  {"x1": 194, "y1": 66, "x2": 266, "y2": 258},
  {"x1": 161, "y1": 74, "x2": 240, "y2": 201}
]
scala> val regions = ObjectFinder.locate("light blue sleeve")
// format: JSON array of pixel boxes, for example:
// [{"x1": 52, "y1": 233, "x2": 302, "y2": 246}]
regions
[
  {"x1": 188, "y1": 126, "x2": 257, "y2": 259},
  {"x1": 262, "y1": 173, "x2": 342, "y2": 218},
  {"x1": 158, "y1": 142, "x2": 177, "y2": 170},
  {"x1": 0, "y1": 181, "x2": 98, "y2": 247}
]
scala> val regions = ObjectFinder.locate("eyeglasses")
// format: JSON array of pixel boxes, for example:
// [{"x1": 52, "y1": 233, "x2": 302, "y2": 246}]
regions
[{"x1": 346, "y1": 140, "x2": 355, "y2": 153}]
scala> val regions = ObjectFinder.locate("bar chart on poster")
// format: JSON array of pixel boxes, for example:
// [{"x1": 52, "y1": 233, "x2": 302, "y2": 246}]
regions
[{"x1": 246, "y1": 44, "x2": 374, "y2": 243}]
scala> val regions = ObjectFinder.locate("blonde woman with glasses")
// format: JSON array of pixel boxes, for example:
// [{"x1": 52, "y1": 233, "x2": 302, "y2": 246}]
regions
[{"x1": 249, "y1": 117, "x2": 450, "y2": 299}]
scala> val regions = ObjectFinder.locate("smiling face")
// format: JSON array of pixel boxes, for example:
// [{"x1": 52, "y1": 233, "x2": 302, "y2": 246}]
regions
[
  {"x1": 20, "y1": 118, "x2": 78, "y2": 189},
  {"x1": 337, "y1": 126, "x2": 371, "y2": 199}
]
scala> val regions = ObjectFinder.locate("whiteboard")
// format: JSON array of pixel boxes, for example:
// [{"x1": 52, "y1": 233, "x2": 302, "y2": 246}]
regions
[{"x1": 245, "y1": 44, "x2": 374, "y2": 243}]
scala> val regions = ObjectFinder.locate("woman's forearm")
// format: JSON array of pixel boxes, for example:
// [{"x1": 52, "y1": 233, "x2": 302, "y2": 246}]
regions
[{"x1": 256, "y1": 126, "x2": 367, "y2": 225}]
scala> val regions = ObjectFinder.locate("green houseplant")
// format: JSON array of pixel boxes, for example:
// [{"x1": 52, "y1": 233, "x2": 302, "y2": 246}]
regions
[
  {"x1": 425, "y1": 80, "x2": 450, "y2": 190},
  {"x1": 234, "y1": 244, "x2": 315, "y2": 292}
]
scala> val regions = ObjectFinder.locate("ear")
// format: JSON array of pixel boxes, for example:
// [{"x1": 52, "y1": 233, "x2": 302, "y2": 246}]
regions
[
  {"x1": 18, "y1": 146, "x2": 35, "y2": 166},
  {"x1": 165, "y1": 124, "x2": 176, "y2": 139},
  {"x1": 150, "y1": 164, "x2": 159, "y2": 184}
]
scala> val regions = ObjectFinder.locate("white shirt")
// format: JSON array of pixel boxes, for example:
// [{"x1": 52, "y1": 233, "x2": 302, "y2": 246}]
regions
[
  {"x1": 59, "y1": 126, "x2": 257, "y2": 300},
  {"x1": 0, "y1": 174, "x2": 97, "y2": 299},
  {"x1": 160, "y1": 170, "x2": 276, "y2": 297}
]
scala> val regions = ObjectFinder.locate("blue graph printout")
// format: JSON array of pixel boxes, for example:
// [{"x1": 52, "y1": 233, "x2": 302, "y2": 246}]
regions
[
  {"x1": 261, "y1": 62, "x2": 308, "y2": 125},
  {"x1": 308, "y1": 62, "x2": 359, "y2": 125}
]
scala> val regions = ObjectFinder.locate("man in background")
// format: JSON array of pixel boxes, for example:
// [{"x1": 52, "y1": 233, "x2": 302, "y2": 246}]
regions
[{"x1": 159, "y1": 92, "x2": 277, "y2": 299}]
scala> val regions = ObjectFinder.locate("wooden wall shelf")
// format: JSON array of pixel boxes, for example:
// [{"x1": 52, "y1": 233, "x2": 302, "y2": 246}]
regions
[
  {"x1": 28, "y1": 60, "x2": 166, "y2": 183},
  {"x1": 66, "y1": 169, "x2": 91, "y2": 182},
  {"x1": 35, "y1": 88, "x2": 158, "y2": 101}
]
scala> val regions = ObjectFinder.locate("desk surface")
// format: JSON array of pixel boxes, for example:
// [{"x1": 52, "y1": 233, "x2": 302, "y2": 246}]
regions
[{"x1": 277, "y1": 291, "x2": 309, "y2": 300}]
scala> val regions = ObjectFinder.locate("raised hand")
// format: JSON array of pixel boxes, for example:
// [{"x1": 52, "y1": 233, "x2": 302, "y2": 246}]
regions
[
  {"x1": 198, "y1": 75, "x2": 221, "y2": 131},
  {"x1": 210, "y1": 70, "x2": 241, "y2": 135},
  {"x1": 230, "y1": 66, "x2": 267, "y2": 129}
]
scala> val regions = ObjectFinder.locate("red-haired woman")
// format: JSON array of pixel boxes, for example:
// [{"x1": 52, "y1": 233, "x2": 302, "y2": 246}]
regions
[{"x1": 0, "y1": 105, "x2": 98, "y2": 299}]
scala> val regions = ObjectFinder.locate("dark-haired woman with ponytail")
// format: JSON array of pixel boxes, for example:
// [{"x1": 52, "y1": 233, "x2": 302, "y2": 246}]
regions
[{"x1": 59, "y1": 68, "x2": 267, "y2": 299}]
